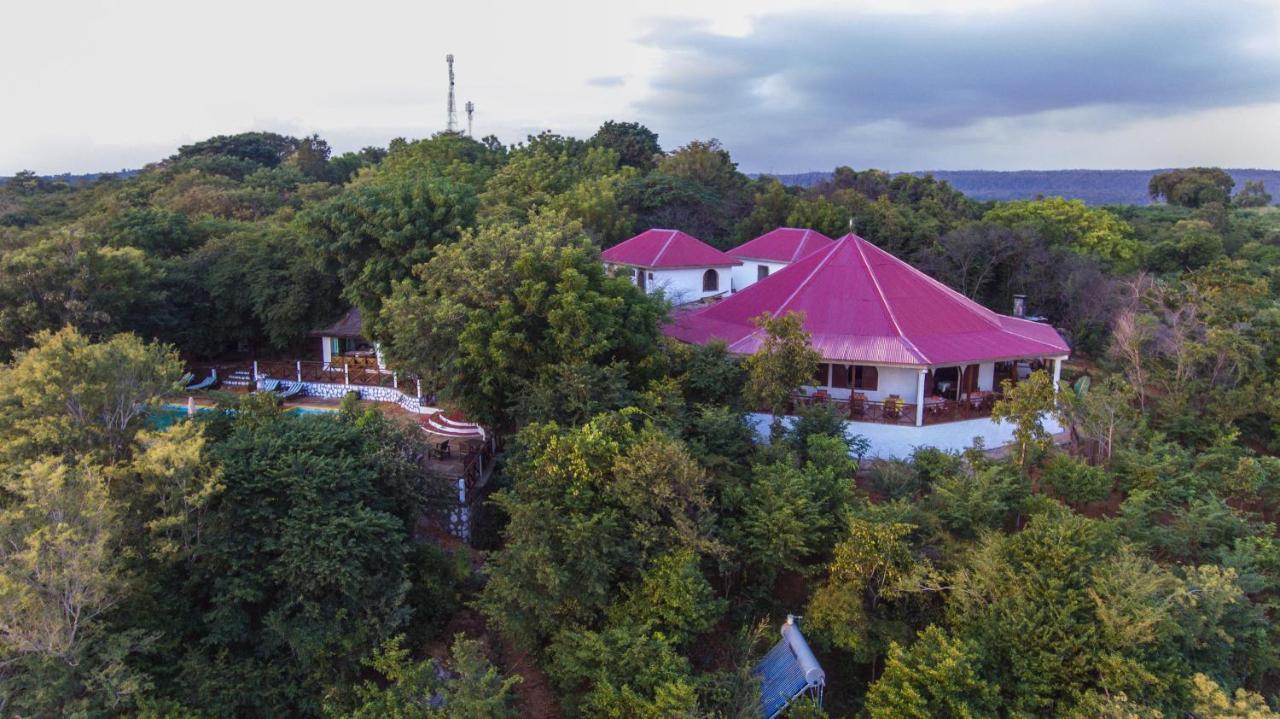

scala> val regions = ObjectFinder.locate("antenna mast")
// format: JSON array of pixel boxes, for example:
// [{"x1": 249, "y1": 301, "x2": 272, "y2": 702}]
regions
[
  {"x1": 445, "y1": 54, "x2": 458, "y2": 133},
  {"x1": 465, "y1": 101, "x2": 475, "y2": 136}
]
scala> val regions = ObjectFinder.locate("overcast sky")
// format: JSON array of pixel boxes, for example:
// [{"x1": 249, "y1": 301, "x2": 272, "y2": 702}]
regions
[{"x1": 3, "y1": 0, "x2": 1279, "y2": 175}]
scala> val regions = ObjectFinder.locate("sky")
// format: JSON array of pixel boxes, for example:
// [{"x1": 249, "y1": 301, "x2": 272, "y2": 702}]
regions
[{"x1": 2, "y1": 0, "x2": 1279, "y2": 175}]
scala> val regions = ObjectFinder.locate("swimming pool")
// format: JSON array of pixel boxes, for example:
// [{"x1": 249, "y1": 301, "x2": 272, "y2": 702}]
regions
[{"x1": 150, "y1": 403, "x2": 334, "y2": 430}]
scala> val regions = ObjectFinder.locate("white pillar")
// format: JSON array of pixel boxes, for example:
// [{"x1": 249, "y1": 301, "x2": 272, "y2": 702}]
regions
[
  {"x1": 416, "y1": 378, "x2": 422, "y2": 399},
  {"x1": 252, "y1": 360, "x2": 259, "y2": 380},
  {"x1": 321, "y1": 337, "x2": 333, "y2": 365},
  {"x1": 915, "y1": 369, "x2": 926, "y2": 427},
  {"x1": 1052, "y1": 357, "x2": 1063, "y2": 393},
  {"x1": 392, "y1": 372, "x2": 398, "y2": 390},
  {"x1": 343, "y1": 363, "x2": 350, "y2": 386},
  {"x1": 295, "y1": 361, "x2": 302, "y2": 382}
]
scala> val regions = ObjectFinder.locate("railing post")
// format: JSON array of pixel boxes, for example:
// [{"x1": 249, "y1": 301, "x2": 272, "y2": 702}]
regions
[
  {"x1": 343, "y1": 364, "x2": 350, "y2": 386},
  {"x1": 252, "y1": 361, "x2": 259, "y2": 380},
  {"x1": 416, "y1": 378, "x2": 422, "y2": 399},
  {"x1": 296, "y1": 361, "x2": 302, "y2": 382},
  {"x1": 392, "y1": 372, "x2": 398, "y2": 390}
]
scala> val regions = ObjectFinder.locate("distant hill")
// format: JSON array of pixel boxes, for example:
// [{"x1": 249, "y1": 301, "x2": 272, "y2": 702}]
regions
[
  {"x1": 0, "y1": 169, "x2": 140, "y2": 187},
  {"x1": 762, "y1": 169, "x2": 1280, "y2": 205}
]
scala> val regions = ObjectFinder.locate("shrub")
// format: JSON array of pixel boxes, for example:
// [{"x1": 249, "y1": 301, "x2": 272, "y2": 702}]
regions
[
  {"x1": 867, "y1": 459, "x2": 925, "y2": 501},
  {"x1": 1040, "y1": 454, "x2": 1111, "y2": 505}
]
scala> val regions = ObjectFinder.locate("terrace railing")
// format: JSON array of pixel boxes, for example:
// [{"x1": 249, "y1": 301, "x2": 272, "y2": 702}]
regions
[
  {"x1": 787, "y1": 391, "x2": 1003, "y2": 426},
  {"x1": 188, "y1": 359, "x2": 418, "y2": 393}
]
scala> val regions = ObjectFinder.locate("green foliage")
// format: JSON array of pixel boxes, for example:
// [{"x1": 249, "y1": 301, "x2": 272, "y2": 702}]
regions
[
  {"x1": 479, "y1": 414, "x2": 720, "y2": 647},
  {"x1": 590, "y1": 120, "x2": 662, "y2": 171},
  {"x1": 984, "y1": 196, "x2": 1140, "y2": 268},
  {"x1": 1149, "y1": 167, "x2": 1235, "y2": 208},
  {"x1": 300, "y1": 170, "x2": 476, "y2": 318},
  {"x1": 1041, "y1": 453, "x2": 1112, "y2": 505},
  {"x1": 742, "y1": 311, "x2": 821, "y2": 421},
  {"x1": 333, "y1": 634, "x2": 521, "y2": 719},
  {"x1": 380, "y1": 212, "x2": 665, "y2": 429},
  {"x1": 1234, "y1": 180, "x2": 1272, "y2": 208},
  {"x1": 992, "y1": 369, "x2": 1058, "y2": 470},
  {"x1": 0, "y1": 326, "x2": 183, "y2": 463},
  {"x1": 865, "y1": 625, "x2": 998, "y2": 719}
]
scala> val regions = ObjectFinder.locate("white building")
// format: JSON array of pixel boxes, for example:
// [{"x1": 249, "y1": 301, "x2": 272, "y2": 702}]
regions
[
  {"x1": 601, "y1": 228, "x2": 741, "y2": 305},
  {"x1": 726, "y1": 227, "x2": 834, "y2": 292}
]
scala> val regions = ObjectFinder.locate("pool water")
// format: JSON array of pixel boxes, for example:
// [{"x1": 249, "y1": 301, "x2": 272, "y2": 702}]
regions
[{"x1": 149, "y1": 403, "x2": 333, "y2": 430}]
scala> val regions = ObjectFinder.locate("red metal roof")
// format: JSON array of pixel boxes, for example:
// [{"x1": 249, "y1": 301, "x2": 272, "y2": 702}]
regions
[
  {"x1": 601, "y1": 228, "x2": 741, "y2": 269},
  {"x1": 664, "y1": 233, "x2": 1070, "y2": 366},
  {"x1": 728, "y1": 227, "x2": 834, "y2": 263}
]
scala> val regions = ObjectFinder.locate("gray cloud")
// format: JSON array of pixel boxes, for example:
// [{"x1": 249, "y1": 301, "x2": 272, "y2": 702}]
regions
[{"x1": 637, "y1": 1, "x2": 1280, "y2": 170}]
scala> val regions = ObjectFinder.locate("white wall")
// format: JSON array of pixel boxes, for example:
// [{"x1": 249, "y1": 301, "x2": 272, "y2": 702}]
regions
[
  {"x1": 978, "y1": 362, "x2": 994, "y2": 391},
  {"x1": 731, "y1": 260, "x2": 787, "y2": 292},
  {"x1": 606, "y1": 263, "x2": 730, "y2": 304},
  {"x1": 803, "y1": 364, "x2": 922, "y2": 402},
  {"x1": 650, "y1": 267, "x2": 730, "y2": 304},
  {"x1": 747, "y1": 412, "x2": 1065, "y2": 460}
]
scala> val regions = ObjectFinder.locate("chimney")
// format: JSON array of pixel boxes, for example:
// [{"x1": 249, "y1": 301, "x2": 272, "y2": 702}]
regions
[{"x1": 1012, "y1": 294, "x2": 1027, "y2": 318}]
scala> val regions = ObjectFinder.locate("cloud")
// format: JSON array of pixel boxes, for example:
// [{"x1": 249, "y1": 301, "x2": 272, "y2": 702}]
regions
[
  {"x1": 587, "y1": 75, "x2": 627, "y2": 88},
  {"x1": 636, "y1": 1, "x2": 1280, "y2": 170}
]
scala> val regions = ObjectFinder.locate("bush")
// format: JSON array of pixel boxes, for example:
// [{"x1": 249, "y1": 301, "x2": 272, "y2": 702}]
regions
[
  {"x1": 866, "y1": 459, "x2": 925, "y2": 501},
  {"x1": 403, "y1": 543, "x2": 469, "y2": 647},
  {"x1": 786, "y1": 403, "x2": 869, "y2": 462},
  {"x1": 1040, "y1": 454, "x2": 1111, "y2": 505},
  {"x1": 910, "y1": 447, "x2": 966, "y2": 485}
]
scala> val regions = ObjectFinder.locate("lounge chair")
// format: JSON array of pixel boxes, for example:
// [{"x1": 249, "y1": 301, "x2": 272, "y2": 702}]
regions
[
  {"x1": 185, "y1": 373, "x2": 218, "y2": 391},
  {"x1": 278, "y1": 381, "x2": 305, "y2": 400},
  {"x1": 178, "y1": 372, "x2": 195, "y2": 387},
  {"x1": 256, "y1": 378, "x2": 280, "y2": 393}
]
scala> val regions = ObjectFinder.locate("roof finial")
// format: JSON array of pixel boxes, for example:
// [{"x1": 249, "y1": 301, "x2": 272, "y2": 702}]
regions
[{"x1": 848, "y1": 217, "x2": 855, "y2": 235}]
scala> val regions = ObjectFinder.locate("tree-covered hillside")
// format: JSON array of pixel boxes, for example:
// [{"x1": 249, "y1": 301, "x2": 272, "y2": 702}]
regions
[{"x1": 3, "y1": 127, "x2": 1280, "y2": 718}]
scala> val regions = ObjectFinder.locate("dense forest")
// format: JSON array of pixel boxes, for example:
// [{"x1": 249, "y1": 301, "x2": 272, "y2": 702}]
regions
[
  {"x1": 2, "y1": 126, "x2": 1280, "y2": 718},
  {"x1": 768, "y1": 168, "x2": 1280, "y2": 205}
]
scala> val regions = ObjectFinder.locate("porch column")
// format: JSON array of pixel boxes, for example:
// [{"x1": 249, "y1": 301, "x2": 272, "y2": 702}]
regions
[
  {"x1": 295, "y1": 361, "x2": 302, "y2": 382},
  {"x1": 1052, "y1": 356, "x2": 1063, "y2": 393},
  {"x1": 915, "y1": 369, "x2": 926, "y2": 427}
]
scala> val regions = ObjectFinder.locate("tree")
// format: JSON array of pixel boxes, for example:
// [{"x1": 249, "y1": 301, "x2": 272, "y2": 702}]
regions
[
  {"x1": 333, "y1": 635, "x2": 521, "y2": 719},
  {"x1": 174, "y1": 409, "x2": 430, "y2": 715},
  {"x1": 983, "y1": 197, "x2": 1140, "y2": 269},
  {"x1": 742, "y1": 311, "x2": 821, "y2": 431},
  {"x1": 655, "y1": 139, "x2": 747, "y2": 200},
  {"x1": 0, "y1": 459, "x2": 119, "y2": 664},
  {"x1": 1058, "y1": 374, "x2": 1138, "y2": 462},
  {"x1": 864, "y1": 626, "x2": 998, "y2": 719},
  {"x1": 807, "y1": 518, "x2": 922, "y2": 658},
  {"x1": 1234, "y1": 180, "x2": 1272, "y2": 208},
  {"x1": 379, "y1": 212, "x2": 664, "y2": 430},
  {"x1": 1148, "y1": 168, "x2": 1235, "y2": 208},
  {"x1": 991, "y1": 369, "x2": 1057, "y2": 470},
  {"x1": 0, "y1": 327, "x2": 183, "y2": 464},
  {"x1": 173, "y1": 132, "x2": 301, "y2": 168},
  {"x1": 916, "y1": 221, "x2": 1022, "y2": 300},
  {"x1": 478, "y1": 414, "x2": 720, "y2": 647},
  {"x1": 589, "y1": 121, "x2": 662, "y2": 171},
  {"x1": 299, "y1": 170, "x2": 476, "y2": 319},
  {"x1": 1190, "y1": 673, "x2": 1280, "y2": 718}
]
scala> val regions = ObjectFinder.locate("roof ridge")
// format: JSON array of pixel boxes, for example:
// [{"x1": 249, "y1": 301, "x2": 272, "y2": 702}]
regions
[
  {"x1": 851, "y1": 236, "x2": 930, "y2": 364},
  {"x1": 791, "y1": 229, "x2": 811, "y2": 262},
  {"x1": 862, "y1": 241, "x2": 1004, "y2": 330},
  {"x1": 652, "y1": 229, "x2": 679, "y2": 265},
  {"x1": 773, "y1": 241, "x2": 842, "y2": 318}
]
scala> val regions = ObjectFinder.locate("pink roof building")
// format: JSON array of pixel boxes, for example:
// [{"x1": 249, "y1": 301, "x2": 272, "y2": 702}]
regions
[
  {"x1": 728, "y1": 227, "x2": 834, "y2": 264},
  {"x1": 665, "y1": 233, "x2": 1070, "y2": 437},
  {"x1": 726, "y1": 227, "x2": 835, "y2": 292},
  {"x1": 602, "y1": 229, "x2": 740, "y2": 269},
  {"x1": 603, "y1": 229, "x2": 740, "y2": 303}
]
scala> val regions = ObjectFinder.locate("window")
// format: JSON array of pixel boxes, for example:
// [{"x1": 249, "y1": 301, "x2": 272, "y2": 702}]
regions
[
  {"x1": 702, "y1": 269, "x2": 719, "y2": 292},
  {"x1": 831, "y1": 364, "x2": 851, "y2": 388},
  {"x1": 813, "y1": 363, "x2": 830, "y2": 387},
  {"x1": 757, "y1": 265, "x2": 770, "y2": 281},
  {"x1": 853, "y1": 365, "x2": 878, "y2": 391}
]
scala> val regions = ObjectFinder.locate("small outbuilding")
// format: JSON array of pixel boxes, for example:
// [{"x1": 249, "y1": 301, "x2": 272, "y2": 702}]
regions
[
  {"x1": 727, "y1": 227, "x2": 834, "y2": 292},
  {"x1": 602, "y1": 228, "x2": 741, "y2": 304}
]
